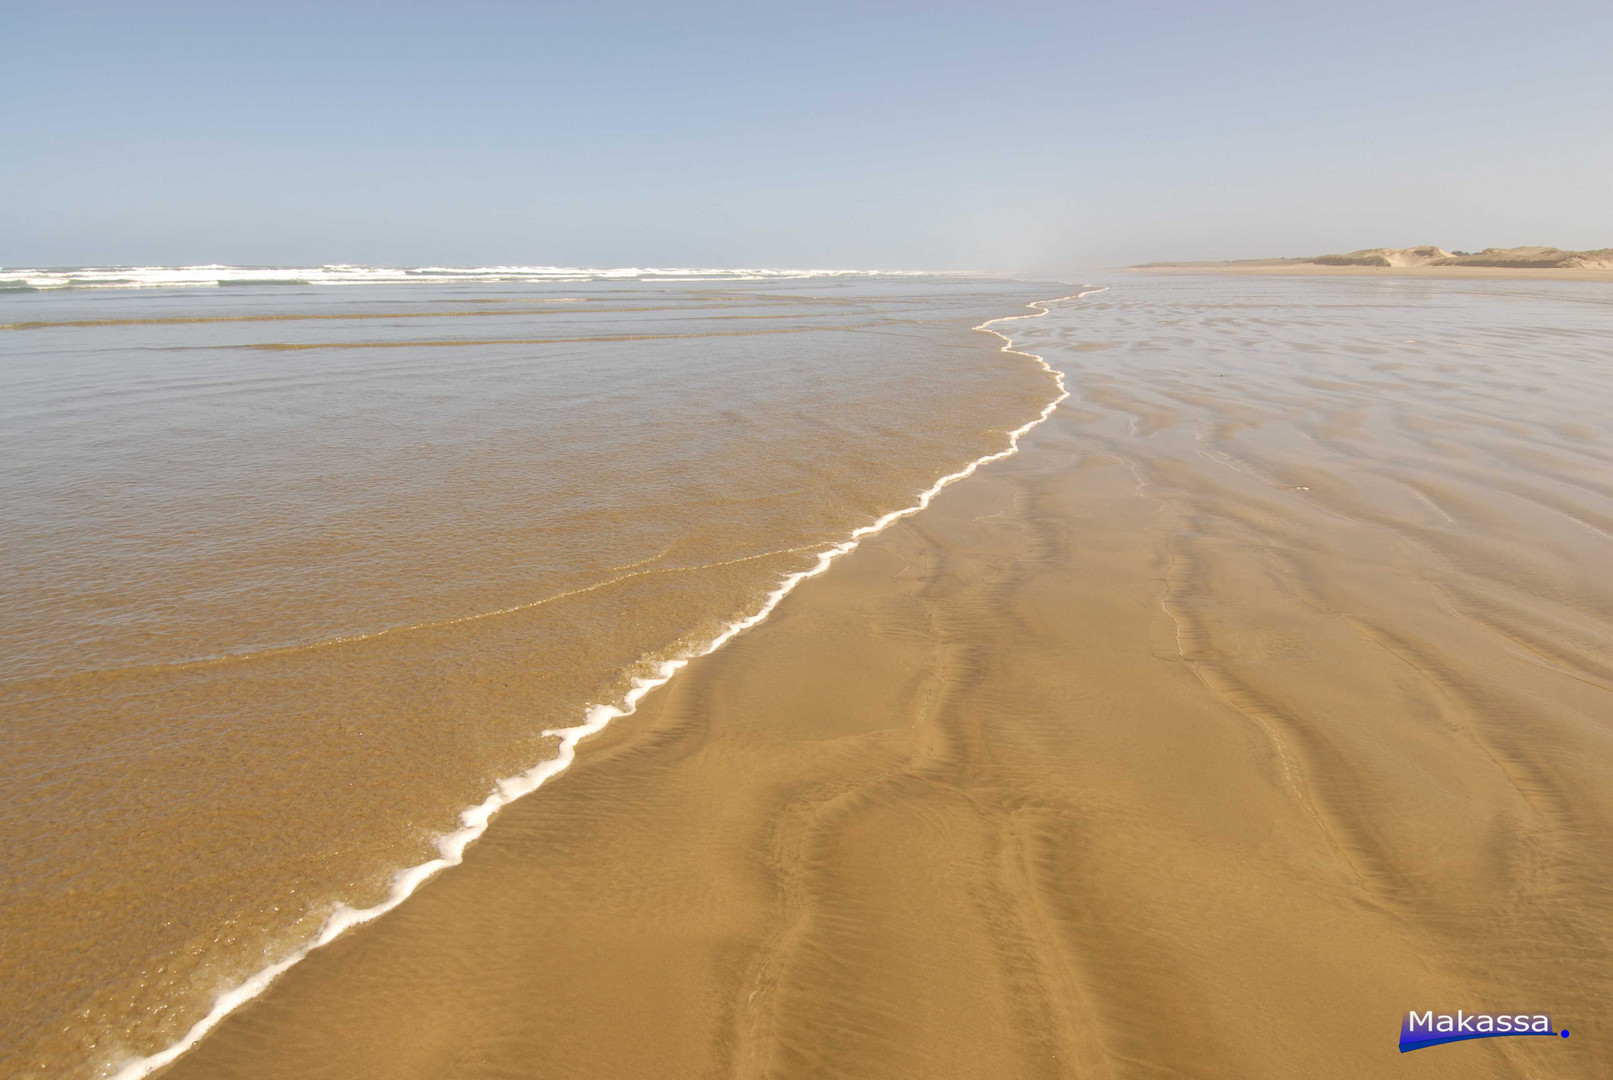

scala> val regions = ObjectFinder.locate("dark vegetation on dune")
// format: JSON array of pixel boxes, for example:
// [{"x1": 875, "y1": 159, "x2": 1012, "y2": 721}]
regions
[{"x1": 1138, "y1": 245, "x2": 1613, "y2": 270}]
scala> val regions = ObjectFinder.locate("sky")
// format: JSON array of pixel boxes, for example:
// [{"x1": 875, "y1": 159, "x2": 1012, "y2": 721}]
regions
[{"x1": 4, "y1": 1, "x2": 1610, "y2": 271}]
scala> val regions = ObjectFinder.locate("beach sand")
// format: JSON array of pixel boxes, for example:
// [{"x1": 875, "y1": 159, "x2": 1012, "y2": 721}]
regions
[{"x1": 154, "y1": 278, "x2": 1612, "y2": 1079}]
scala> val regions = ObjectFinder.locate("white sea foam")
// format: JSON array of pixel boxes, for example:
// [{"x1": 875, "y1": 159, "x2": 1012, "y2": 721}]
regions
[
  {"x1": 0, "y1": 264, "x2": 951, "y2": 290},
  {"x1": 105, "y1": 286, "x2": 1104, "y2": 1080}
]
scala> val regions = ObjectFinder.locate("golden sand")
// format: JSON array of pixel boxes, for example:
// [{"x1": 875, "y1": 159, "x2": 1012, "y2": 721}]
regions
[{"x1": 153, "y1": 277, "x2": 1612, "y2": 1078}]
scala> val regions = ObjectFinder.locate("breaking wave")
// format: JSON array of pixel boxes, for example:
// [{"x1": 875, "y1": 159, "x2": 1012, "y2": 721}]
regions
[{"x1": 0, "y1": 265, "x2": 950, "y2": 291}]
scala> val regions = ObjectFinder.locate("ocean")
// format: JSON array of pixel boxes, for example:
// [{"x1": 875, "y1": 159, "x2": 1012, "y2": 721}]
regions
[{"x1": 0, "y1": 268, "x2": 1068, "y2": 1078}]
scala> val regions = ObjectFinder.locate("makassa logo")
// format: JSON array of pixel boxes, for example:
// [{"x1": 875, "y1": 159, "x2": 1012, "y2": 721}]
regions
[{"x1": 1400, "y1": 1010, "x2": 1570, "y2": 1053}]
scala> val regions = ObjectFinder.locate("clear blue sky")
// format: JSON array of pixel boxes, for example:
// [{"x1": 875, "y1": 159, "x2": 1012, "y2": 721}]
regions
[{"x1": 4, "y1": 1, "x2": 1610, "y2": 270}]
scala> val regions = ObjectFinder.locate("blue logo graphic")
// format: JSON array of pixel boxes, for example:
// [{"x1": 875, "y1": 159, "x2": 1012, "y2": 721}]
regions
[{"x1": 1400, "y1": 1011, "x2": 1569, "y2": 1053}]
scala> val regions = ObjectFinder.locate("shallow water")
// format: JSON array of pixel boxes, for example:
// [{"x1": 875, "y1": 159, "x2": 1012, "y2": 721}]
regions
[{"x1": 0, "y1": 273, "x2": 1061, "y2": 1077}]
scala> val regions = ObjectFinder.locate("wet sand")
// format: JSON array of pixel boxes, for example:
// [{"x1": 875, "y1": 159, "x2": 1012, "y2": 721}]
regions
[{"x1": 152, "y1": 277, "x2": 1613, "y2": 1078}]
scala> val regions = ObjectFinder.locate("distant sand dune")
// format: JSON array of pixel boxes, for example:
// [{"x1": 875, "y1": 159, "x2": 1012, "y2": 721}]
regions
[{"x1": 1136, "y1": 244, "x2": 1613, "y2": 276}]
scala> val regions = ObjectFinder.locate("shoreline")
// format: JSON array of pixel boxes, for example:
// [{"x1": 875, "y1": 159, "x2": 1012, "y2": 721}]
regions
[
  {"x1": 106, "y1": 288, "x2": 1099, "y2": 1080},
  {"x1": 139, "y1": 273, "x2": 1613, "y2": 1079}
]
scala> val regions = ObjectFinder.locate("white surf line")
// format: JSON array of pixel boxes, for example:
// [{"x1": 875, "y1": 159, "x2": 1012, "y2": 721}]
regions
[{"x1": 107, "y1": 285, "x2": 1105, "y2": 1080}]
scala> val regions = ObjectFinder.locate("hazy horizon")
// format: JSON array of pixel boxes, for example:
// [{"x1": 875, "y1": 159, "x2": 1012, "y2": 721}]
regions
[{"x1": 5, "y1": 1, "x2": 1611, "y2": 271}]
